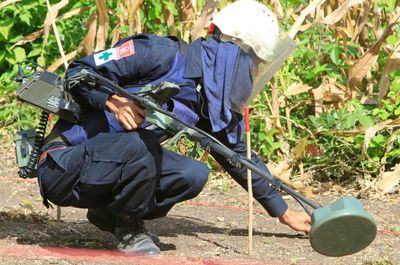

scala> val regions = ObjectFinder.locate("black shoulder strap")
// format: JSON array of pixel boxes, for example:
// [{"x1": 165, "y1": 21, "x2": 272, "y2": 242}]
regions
[{"x1": 167, "y1": 36, "x2": 189, "y2": 57}]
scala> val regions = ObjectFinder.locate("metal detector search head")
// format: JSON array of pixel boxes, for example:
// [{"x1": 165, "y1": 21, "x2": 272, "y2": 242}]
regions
[{"x1": 309, "y1": 197, "x2": 377, "y2": 257}]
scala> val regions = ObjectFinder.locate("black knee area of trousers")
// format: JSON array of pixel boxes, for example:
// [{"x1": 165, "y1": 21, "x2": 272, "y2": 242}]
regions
[{"x1": 87, "y1": 207, "x2": 116, "y2": 233}]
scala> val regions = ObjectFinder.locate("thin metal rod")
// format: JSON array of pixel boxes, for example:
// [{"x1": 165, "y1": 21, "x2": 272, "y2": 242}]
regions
[{"x1": 244, "y1": 106, "x2": 253, "y2": 255}]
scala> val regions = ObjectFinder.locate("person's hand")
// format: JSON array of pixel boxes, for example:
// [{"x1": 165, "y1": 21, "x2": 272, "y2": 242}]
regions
[
  {"x1": 106, "y1": 94, "x2": 146, "y2": 130},
  {"x1": 278, "y1": 209, "x2": 311, "y2": 234}
]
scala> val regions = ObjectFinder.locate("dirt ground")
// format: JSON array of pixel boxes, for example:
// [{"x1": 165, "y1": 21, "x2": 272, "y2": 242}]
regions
[{"x1": 0, "y1": 138, "x2": 399, "y2": 265}]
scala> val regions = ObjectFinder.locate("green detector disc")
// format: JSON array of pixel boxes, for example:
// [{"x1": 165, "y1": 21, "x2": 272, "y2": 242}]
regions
[{"x1": 309, "y1": 197, "x2": 377, "y2": 257}]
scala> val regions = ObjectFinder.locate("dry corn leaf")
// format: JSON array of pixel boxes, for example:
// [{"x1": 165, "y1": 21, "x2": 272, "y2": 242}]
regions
[
  {"x1": 379, "y1": 41, "x2": 400, "y2": 102},
  {"x1": 320, "y1": 0, "x2": 363, "y2": 25},
  {"x1": 363, "y1": 119, "x2": 400, "y2": 152},
  {"x1": 376, "y1": 164, "x2": 400, "y2": 194},
  {"x1": 163, "y1": 5, "x2": 175, "y2": 35},
  {"x1": 43, "y1": 0, "x2": 69, "y2": 42},
  {"x1": 298, "y1": 22, "x2": 313, "y2": 32},
  {"x1": 39, "y1": 0, "x2": 69, "y2": 67},
  {"x1": 321, "y1": 80, "x2": 346, "y2": 103},
  {"x1": 284, "y1": 83, "x2": 312, "y2": 97},
  {"x1": 82, "y1": 12, "x2": 97, "y2": 55},
  {"x1": 179, "y1": 0, "x2": 196, "y2": 21},
  {"x1": 339, "y1": 23, "x2": 354, "y2": 40},
  {"x1": 293, "y1": 138, "x2": 308, "y2": 159},
  {"x1": 371, "y1": 9, "x2": 383, "y2": 40},
  {"x1": 45, "y1": 0, "x2": 69, "y2": 69},
  {"x1": 58, "y1": 6, "x2": 89, "y2": 20},
  {"x1": 47, "y1": 50, "x2": 78, "y2": 72},
  {"x1": 111, "y1": 1, "x2": 128, "y2": 45},
  {"x1": 280, "y1": 140, "x2": 290, "y2": 156},
  {"x1": 10, "y1": 6, "x2": 87, "y2": 50},
  {"x1": 270, "y1": 0, "x2": 284, "y2": 18},
  {"x1": 267, "y1": 160, "x2": 292, "y2": 184},
  {"x1": 179, "y1": 0, "x2": 196, "y2": 41},
  {"x1": 0, "y1": 0, "x2": 20, "y2": 9},
  {"x1": 191, "y1": 0, "x2": 219, "y2": 40},
  {"x1": 312, "y1": 85, "x2": 324, "y2": 116},
  {"x1": 95, "y1": 0, "x2": 109, "y2": 51},
  {"x1": 135, "y1": 11, "x2": 142, "y2": 34},
  {"x1": 271, "y1": 80, "x2": 281, "y2": 128},
  {"x1": 378, "y1": 129, "x2": 400, "y2": 177},
  {"x1": 345, "y1": 12, "x2": 357, "y2": 40},
  {"x1": 292, "y1": 181, "x2": 314, "y2": 197},
  {"x1": 363, "y1": 124, "x2": 390, "y2": 152},
  {"x1": 9, "y1": 30, "x2": 44, "y2": 50},
  {"x1": 127, "y1": 0, "x2": 142, "y2": 36},
  {"x1": 355, "y1": 1, "x2": 370, "y2": 45},
  {"x1": 348, "y1": 13, "x2": 400, "y2": 90},
  {"x1": 289, "y1": 0, "x2": 327, "y2": 39}
]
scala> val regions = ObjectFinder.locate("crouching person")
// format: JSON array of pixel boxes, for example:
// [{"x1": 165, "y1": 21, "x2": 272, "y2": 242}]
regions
[{"x1": 37, "y1": 103, "x2": 210, "y2": 255}]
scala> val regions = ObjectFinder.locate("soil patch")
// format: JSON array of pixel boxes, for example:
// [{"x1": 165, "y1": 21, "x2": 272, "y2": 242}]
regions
[{"x1": 0, "y1": 138, "x2": 398, "y2": 264}]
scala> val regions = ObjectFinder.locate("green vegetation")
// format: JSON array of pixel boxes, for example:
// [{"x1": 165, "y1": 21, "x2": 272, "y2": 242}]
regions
[{"x1": 1, "y1": 0, "x2": 400, "y2": 187}]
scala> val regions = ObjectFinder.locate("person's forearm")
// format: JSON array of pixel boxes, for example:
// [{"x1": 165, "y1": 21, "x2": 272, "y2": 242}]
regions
[{"x1": 209, "y1": 139, "x2": 288, "y2": 217}]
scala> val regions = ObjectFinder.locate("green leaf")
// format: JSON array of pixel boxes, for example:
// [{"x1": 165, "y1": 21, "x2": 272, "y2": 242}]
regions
[
  {"x1": 13, "y1": 47, "x2": 26, "y2": 63},
  {"x1": 27, "y1": 48, "x2": 41, "y2": 58},
  {"x1": 0, "y1": 20, "x2": 14, "y2": 40},
  {"x1": 163, "y1": 1, "x2": 178, "y2": 16},
  {"x1": 330, "y1": 47, "x2": 340, "y2": 65},
  {"x1": 5, "y1": 47, "x2": 26, "y2": 64},
  {"x1": 20, "y1": 198, "x2": 34, "y2": 211},
  {"x1": 152, "y1": 0, "x2": 162, "y2": 14},
  {"x1": 359, "y1": 115, "x2": 374, "y2": 128},
  {"x1": 387, "y1": 35, "x2": 398, "y2": 46},
  {"x1": 342, "y1": 113, "x2": 358, "y2": 129},
  {"x1": 20, "y1": 12, "x2": 32, "y2": 26},
  {"x1": 0, "y1": 50, "x2": 5, "y2": 63},
  {"x1": 370, "y1": 134, "x2": 386, "y2": 147}
]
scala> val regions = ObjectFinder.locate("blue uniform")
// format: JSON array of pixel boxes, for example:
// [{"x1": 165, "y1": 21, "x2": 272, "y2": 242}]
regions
[
  {"x1": 38, "y1": 34, "x2": 287, "y2": 229},
  {"x1": 38, "y1": 35, "x2": 210, "y2": 220}
]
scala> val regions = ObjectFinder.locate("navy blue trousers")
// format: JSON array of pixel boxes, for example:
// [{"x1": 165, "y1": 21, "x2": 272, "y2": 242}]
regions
[{"x1": 38, "y1": 130, "x2": 209, "y2": 224}]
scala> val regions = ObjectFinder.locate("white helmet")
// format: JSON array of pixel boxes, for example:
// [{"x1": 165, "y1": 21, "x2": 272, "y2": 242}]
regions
[
  {"x1": 212, "y1": 0, "x2": 280, "y2": 62},
  {"x1": 211, "y1": 0, "x2": 297, "y2": 112}
]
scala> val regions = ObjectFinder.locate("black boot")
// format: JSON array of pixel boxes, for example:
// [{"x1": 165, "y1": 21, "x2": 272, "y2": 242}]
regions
[
  {"x1": 87, "y1": 208, "x2": 160, "y2": 243},
  {"x1": 114, "y1": 215, "x2": 160, "y2": 255}
]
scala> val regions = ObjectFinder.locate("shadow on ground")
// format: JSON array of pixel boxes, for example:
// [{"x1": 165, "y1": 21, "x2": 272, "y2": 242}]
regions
[{"x1": 0, "y1": 210, "x2": 306, "y2": 253}]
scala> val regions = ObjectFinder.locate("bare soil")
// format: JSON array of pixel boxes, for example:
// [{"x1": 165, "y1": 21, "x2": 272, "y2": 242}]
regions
[{"x1": 0, "y1": 138, "x2": 399, "y2": 265}]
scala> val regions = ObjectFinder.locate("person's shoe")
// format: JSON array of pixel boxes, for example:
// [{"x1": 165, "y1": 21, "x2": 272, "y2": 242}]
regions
[
  {"x1": 114, "y1": 215, "x2": 160, "y2": 255},
  {"x1": 87, "y1": 208, "x2": 160, "y2": 244},
  {"x1": 146, "y1": 231, "x2": 160, "y2": 244},
  {"x1": 116, "y1": 232, "x2": 160, "y2": 255}
]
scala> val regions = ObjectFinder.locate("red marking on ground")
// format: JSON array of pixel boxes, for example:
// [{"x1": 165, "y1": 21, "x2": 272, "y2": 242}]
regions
[
  {"x1": 0, "y1": 245, "x2": 283, "y2": 265},
  {"x1": 378, "y1": 229, "x2": 400, "y2": 236},
  {"x1": 186, "y1": 202, "x2": 266, "y2": 215},
  {"x1": 0, "y1": 177, "x2": 34, "y2": 183}
]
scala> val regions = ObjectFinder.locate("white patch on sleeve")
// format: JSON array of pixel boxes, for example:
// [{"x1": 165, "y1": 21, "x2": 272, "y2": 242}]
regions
[
  {"x1": 93, "y1": 40, "x2": 135, "y2": 66},
  {"x1": 94, "y1": 48, "x2": 117, "y2": 66}
]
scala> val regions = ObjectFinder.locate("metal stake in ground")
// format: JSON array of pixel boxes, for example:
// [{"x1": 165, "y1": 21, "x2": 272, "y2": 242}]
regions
[{"x1": 244, "y1": 106, "x2": 253, "y2": 255}]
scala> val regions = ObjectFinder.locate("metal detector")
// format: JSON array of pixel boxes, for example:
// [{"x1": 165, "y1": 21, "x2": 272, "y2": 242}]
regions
[{"x1": 19, "y1": 69, "x2": 377, "y2": 257}]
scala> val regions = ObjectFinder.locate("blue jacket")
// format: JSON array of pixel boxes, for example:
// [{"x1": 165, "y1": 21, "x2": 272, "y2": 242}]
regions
[{"x1": 55, "y1": 33, "x2": 288, "y2": 217}]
